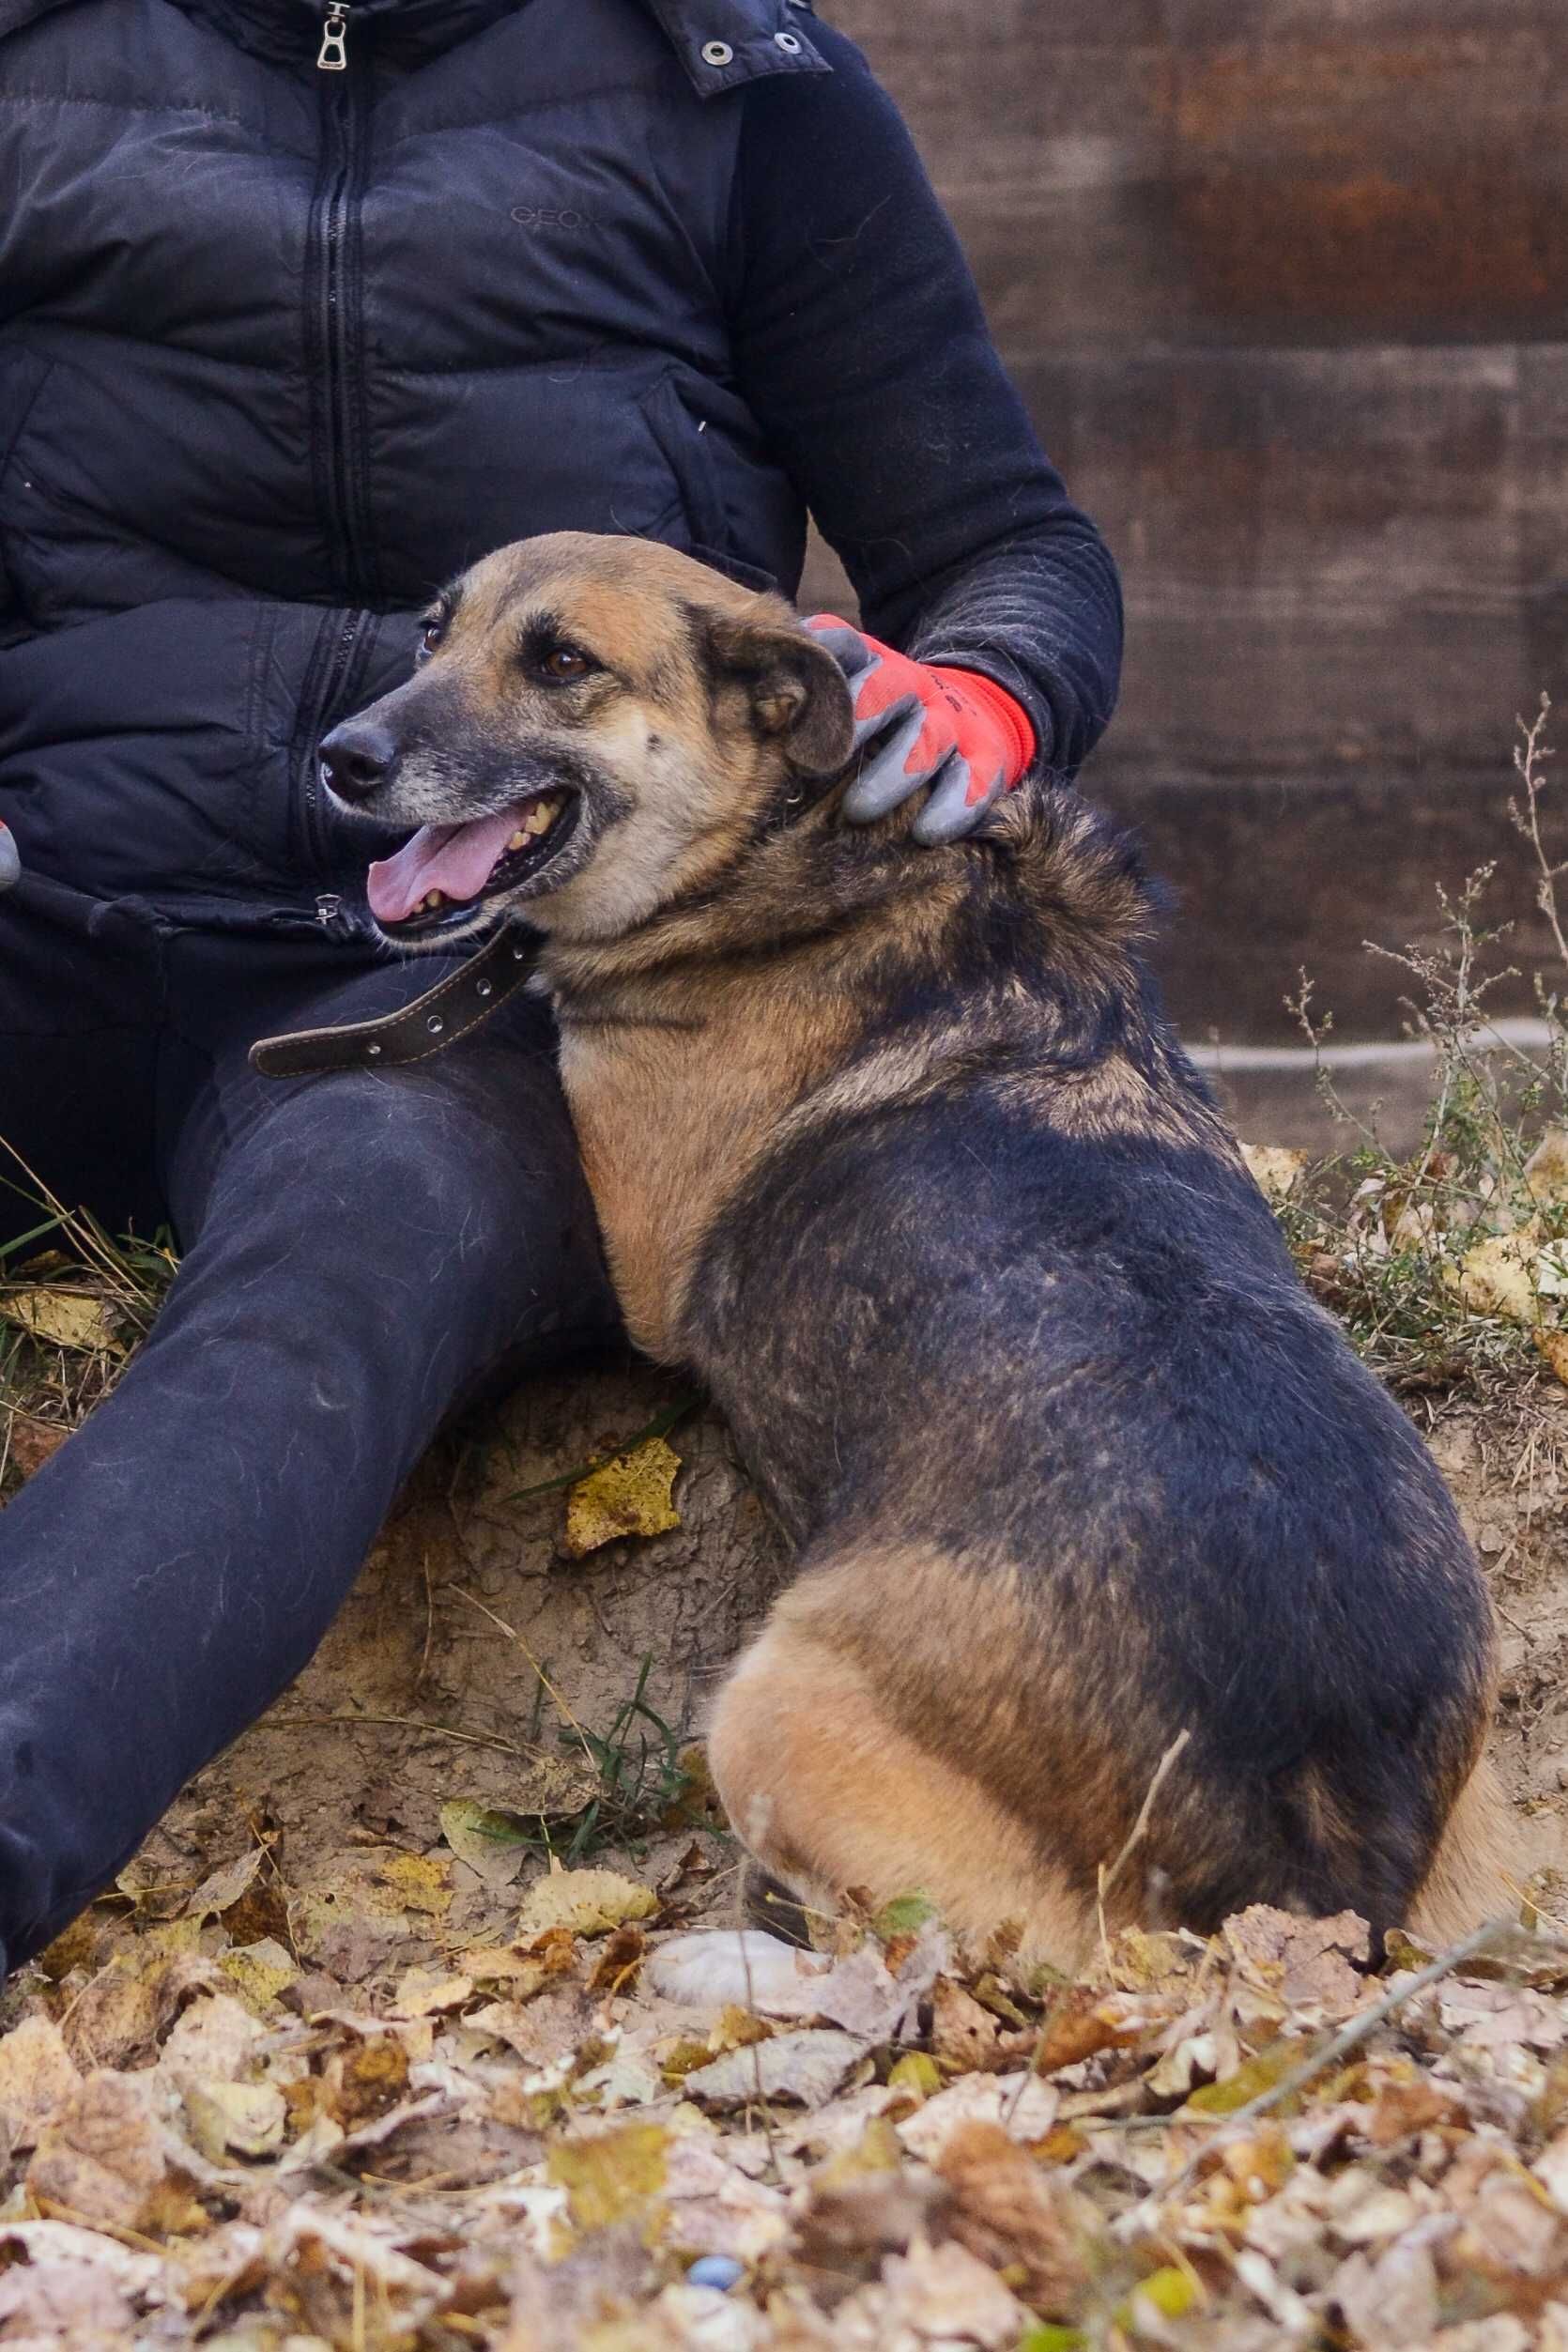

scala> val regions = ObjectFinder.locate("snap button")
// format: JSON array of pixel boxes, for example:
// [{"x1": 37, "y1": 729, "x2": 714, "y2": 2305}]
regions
[
  {"x1": 774, "y1": 28, "x2": 802, "y2": 49},
  {"x1": 365, "y1": 1041, "x2": 382, "y2": 1058},
  {"x1": 426, "y1": 1014, "x2": 445, "y2": 1035},
  {"x1": 475, "y1": 977, "x2": 493, "y2": 999},
  {"x1": 700, "y1": 38, "x2": 733, "y2": 65}
]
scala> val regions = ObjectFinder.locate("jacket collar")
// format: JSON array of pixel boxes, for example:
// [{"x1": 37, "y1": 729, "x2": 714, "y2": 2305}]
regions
[{"x1": 0, "y1": 0, "x2": 829, "y2": 88}]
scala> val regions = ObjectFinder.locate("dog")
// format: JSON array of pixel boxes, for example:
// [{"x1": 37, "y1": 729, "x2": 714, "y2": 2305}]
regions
[{"x1": 318, "y1": 530, "x2": 1510, "y2": 1962}]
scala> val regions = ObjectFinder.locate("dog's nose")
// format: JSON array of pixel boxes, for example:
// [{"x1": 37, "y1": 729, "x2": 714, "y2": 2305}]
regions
[{"x1": 319, "y1": 718, "x2": 398, "y2": 803}]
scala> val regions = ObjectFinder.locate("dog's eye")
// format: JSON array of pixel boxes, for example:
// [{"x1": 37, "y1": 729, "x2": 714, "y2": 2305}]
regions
[
  {"x1": 540, "y1": 646, "x2": 592, "y2": 683},
  {"x1": 419, "y1": 618, "x2": 445, "y2": 658}
]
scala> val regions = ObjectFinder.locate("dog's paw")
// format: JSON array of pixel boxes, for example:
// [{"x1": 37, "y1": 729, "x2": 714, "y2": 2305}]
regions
[{"x1": 645, "y1": 1929, "x2": 832, "y2": 2017}]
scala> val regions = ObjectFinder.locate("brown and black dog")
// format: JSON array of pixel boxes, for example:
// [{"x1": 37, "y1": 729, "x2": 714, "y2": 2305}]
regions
[{"x1": 319, "y1": 530, "x2": 1509, "y2": 1962}]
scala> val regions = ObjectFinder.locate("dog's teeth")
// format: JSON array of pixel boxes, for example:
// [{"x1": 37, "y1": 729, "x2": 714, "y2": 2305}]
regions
[
  {"x1": 507, "y1": 831, "x2": 528, "y2": 852},
  {"x1": 424, "y1": 891, "x2": 444, "y2": 910}
]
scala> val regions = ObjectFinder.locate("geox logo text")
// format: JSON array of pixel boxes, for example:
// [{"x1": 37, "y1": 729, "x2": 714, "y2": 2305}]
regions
[{"x1": 510, "y1": 206, "x2": 592, "y2": 230}]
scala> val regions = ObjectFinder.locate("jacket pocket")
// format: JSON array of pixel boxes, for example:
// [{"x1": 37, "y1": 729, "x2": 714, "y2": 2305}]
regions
[
  {"x1": 0, "y1": 346, "x2": 59, "y2": 639},
  {"x1": 639, "y1": 366, "x2": 730, "y2": 556}
]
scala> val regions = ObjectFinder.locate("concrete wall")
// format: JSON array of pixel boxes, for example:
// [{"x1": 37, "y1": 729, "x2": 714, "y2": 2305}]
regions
[{"x1": 819, "y1": 0, "x2": 1568, "y2": 1039}]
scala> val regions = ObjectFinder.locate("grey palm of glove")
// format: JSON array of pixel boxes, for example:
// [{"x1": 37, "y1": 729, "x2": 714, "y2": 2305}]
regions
[
  {"x1": 0, "y1": 822, "x2": 19, "y2": 891},
  {"x1": 804, "y1": 617, "x2": 1032, "y2": 846}
]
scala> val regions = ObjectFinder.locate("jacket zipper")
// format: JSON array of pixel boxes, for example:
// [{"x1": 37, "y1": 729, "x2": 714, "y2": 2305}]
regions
[
  {"x1": 298, "y1": 607, "x2": 377, "y2": 907},
  {"x1": 298, "y1": 5, "x2": 374, "y2": 914},
  {"x1": 309, "y1": 4, "x2": 373, "y2": 605},
  {"x1": 317, "y1": 5, "x2": 350, "y2": 69}
]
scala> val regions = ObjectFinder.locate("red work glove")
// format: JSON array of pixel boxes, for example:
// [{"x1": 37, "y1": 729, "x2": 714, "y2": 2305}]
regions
[
  {"x1": 0, "y1": 820, "x2": 18, "y2": 891},
  {"x1": 805, "y1": 617, "x2": 1036, "y2": 844}
]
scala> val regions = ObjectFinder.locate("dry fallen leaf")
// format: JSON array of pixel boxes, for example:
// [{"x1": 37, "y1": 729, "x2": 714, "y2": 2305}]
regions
[
  {"x1": 0, "y1": 1285, "x2": 125, "y2": 1354},
  {"x1": 377, "y1": 1850, "x2": 453, "y2": 1916},
  {"x1": 3, "y1": 1415, "x2": 69, "y2": 1479},
  {"x1": 1222, "y1": 1905, "x2": 1370, "y2": 2017},
  {"x1": 1527, "y1": 1128, "x2": 1568, "y2": 1206},
  {"x1": 0, "y1": 2255, "x2": 134, "y2": 2349},
  {"x1": 562, "y1": 1434, "x2": 682, "y2": 1557},
  {"x1": 935, "y1": 2118, "x2": 1091, "y2": 2314},
  {"x1": 517, "y1": 1867, "x2": 657, "y2": 1939},
  {"x1": 62, "y1": 1947, "x2": 217, "y2": 2071},
  {"x1": 684, "y1": 2027, "x2": 868, "y2": 2112},
  {"x1": 182, "y1": 2077, "x2": 286, "y2": 2163},
  {"x1": 547, "y1": 2118, "x2": 669, "y2": 2234},
  {"x1": 0, "y1": 2014, "x2": 82, "y2": 2152},
  {"x1": 439, "y1": 1798, "x2": 534, "y2": 1888},
  {"x1": 390, "y1": 1962, "x2": 476, "y2": 2018},
  {"x1": 1452, "y1": 1231, "x2": 1541, "y2": 1324},
  {"x1": 218, "y1": 1937, "x2": 297, "y2": 2013},
  {"x1": 28, "y1": 2068, "x2": 205, "y2": 2234},
  {"x1": 185, "y1": 1846, "x2": 264, "y2": 1921},
  {"x1": 1240, "y1": 1143, "x2": 1309, "y2": 1203}
]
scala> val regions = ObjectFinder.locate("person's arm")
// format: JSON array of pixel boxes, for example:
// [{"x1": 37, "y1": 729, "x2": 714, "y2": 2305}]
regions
[{"x1": 729, "y1": 20, "x2": 1121, "y2": 812}]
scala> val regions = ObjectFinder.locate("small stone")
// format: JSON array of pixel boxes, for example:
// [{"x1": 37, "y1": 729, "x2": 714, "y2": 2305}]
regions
[{"x1": 686, "y1": 2254, "x2": 745, "y2": 2292}]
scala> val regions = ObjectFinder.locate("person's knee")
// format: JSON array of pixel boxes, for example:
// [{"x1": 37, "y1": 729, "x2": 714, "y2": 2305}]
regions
[{"x1": 167, "y1": 1066, "x2": 610, "y2": 1376}]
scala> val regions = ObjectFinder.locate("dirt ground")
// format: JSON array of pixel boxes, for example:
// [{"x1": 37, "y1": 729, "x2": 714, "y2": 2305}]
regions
[
  {"x1": 146, "y1": 1359, "x2": 786, "y2": 1911},
  {"x1": 13, "y1": 1345, "x2": 1568, "y2": 2344},
  {"x1": 8, "y1": 1354, "x2": 1568, "y2": 2342},
  {"x1": 132, "y1": 1358, "x2": 1568, "y2": 1925}
]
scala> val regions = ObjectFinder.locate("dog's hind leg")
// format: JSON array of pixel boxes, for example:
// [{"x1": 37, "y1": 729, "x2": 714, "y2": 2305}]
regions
[
  {"x1": 704, "y1": 1609, "x2": 1098, "y2": 1970},
  {"x1": 1407, "y1": 1756, "x2": 1517, "y2": 1945}
]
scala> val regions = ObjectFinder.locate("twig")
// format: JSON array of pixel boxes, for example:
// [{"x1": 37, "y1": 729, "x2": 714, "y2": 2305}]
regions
[
  {"x1": 449, "y1": 1584, "x2": 598, "y2": 1773},
  {"x1": 1230, "y1": 1913, "x2": 1511, "y2": 2129},
  {"x1": 735, "y1": 1911, "x2": 786, "y2": 2188},
  {"x1": 1006, "y1": 1729, "x2": 1192, "y2": 2130},
  {"x1": 1513, "y1": 695, "x2": 1568, "y2": 970},
  {"x1": 1143, "y1": 1913, "x2": 1512, "y2": 2214},
  {"x1": 1098, "y1": 1728, "x2": 1192, "y2": 1951},
  {"x1": 269, "y1": 1711, "x2": 528, "y2": 1760}
]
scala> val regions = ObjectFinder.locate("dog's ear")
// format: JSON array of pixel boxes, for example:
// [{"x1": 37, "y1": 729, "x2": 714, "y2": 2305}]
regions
[{"x1": 702, "y1": 617, "x2": 855, "y2": 779}]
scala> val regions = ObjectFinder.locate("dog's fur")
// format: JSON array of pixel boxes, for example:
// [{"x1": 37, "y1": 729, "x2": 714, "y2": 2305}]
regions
[{"x1": 331, "y1": 531, "x2": 1510, "y2": 1961}]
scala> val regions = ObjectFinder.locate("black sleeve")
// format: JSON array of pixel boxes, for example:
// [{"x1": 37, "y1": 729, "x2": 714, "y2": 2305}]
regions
[{"x1": 729, "y1": 20, "x2": 1122, "y2": 777}]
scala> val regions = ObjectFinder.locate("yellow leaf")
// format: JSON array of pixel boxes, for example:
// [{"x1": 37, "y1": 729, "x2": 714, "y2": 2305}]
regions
[
  {"x1": 0, "y1": 1286, "x2": 124, "y2": 1355},
  {"x1": 390, "y1": 1965, "x2": 474, "y2": 2019},
  {"x1": 1527, "y1": 1128, "x2": 1568, "y2": 1206},
  {"x1": 887, "y1": 2052, "x2": 943, "y2": 2102},
  {"x1": 218, "y1": 1940, "x2": 297, "y2": 2015},
  {"x1": 1239, "y1": 1144, "x2": 1308, "y2": 1205},
  {"x1": 1129, "y1": 2266, "x2": 1198, "y2": 2321},
  {"x1": 182, "y1": 2078, "x2": 286, "y2": 2163},
  {"x1": 516, "y1": 1867, "x2": 657, "y2": 1939},
  {"x1": 1187, "y1": 2037, "x2": 1311, "y2": 2114},
  {"x1": 563, "y1": 1436, "x2": 682, "y2": 1558},
  {"x1": 1452, "y1": 1231, "x2": 1540, "y2": 1324},
  {"x1": 547, "y1": 2119, "x2": 669, "y2": 2234},
  {"x1": 377, "y1": 1852, "x2": 452, "y2": 1917},
  {"x1": 1536, "y1": 1329, "x2": 1568, "y2": 1387}
]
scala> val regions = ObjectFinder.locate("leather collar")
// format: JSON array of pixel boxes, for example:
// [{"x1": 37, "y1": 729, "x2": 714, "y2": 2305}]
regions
[{"x1": 250, "y1": 916, "x2": 538, "y2": 1077}]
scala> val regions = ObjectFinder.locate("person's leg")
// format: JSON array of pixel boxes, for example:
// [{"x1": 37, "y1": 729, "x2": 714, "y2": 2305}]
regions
[
  {"x1": 0, "y1": 875, "x2": 166, "y2": 1253},
  {"x1": 0, "y1": 926, "x2": 617, "y2": 1966}
]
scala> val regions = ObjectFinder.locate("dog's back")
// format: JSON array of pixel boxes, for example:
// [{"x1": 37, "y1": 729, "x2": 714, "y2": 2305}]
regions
[{"x1": 686, "y1": 788, "x2": 1500, "y2": 1951}]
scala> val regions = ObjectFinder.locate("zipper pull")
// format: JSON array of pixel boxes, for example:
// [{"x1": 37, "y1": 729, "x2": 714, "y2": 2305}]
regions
[{"x1": 317, "y1": 5, "x2": 350, "y2": 69}]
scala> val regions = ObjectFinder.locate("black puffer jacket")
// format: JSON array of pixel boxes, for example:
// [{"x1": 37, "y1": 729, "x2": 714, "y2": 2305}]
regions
[{"x1": 0, "y1": 0, "x2": 1121, "y2": 932}]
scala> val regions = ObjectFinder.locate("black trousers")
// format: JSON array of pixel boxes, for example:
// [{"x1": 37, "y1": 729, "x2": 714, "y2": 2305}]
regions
[{"x1": 0, "y1": 877, "x2": 618, "y2": 1968}]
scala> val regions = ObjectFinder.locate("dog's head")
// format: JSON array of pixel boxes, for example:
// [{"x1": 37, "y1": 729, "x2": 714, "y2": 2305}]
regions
[{"x1": 320, "y1": 533, "x2": 854, "y2": 946}]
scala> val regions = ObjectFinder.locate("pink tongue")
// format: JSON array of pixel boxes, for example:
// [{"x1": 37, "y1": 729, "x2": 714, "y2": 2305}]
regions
[{"x1": 366, "y1": 807, "x2": 528, "y2": 924}]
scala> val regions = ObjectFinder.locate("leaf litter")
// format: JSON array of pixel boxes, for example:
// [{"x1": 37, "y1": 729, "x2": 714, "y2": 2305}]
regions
[{"x1": 7, "y1": 1836, "x2": 1568, "y2": 2350}]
